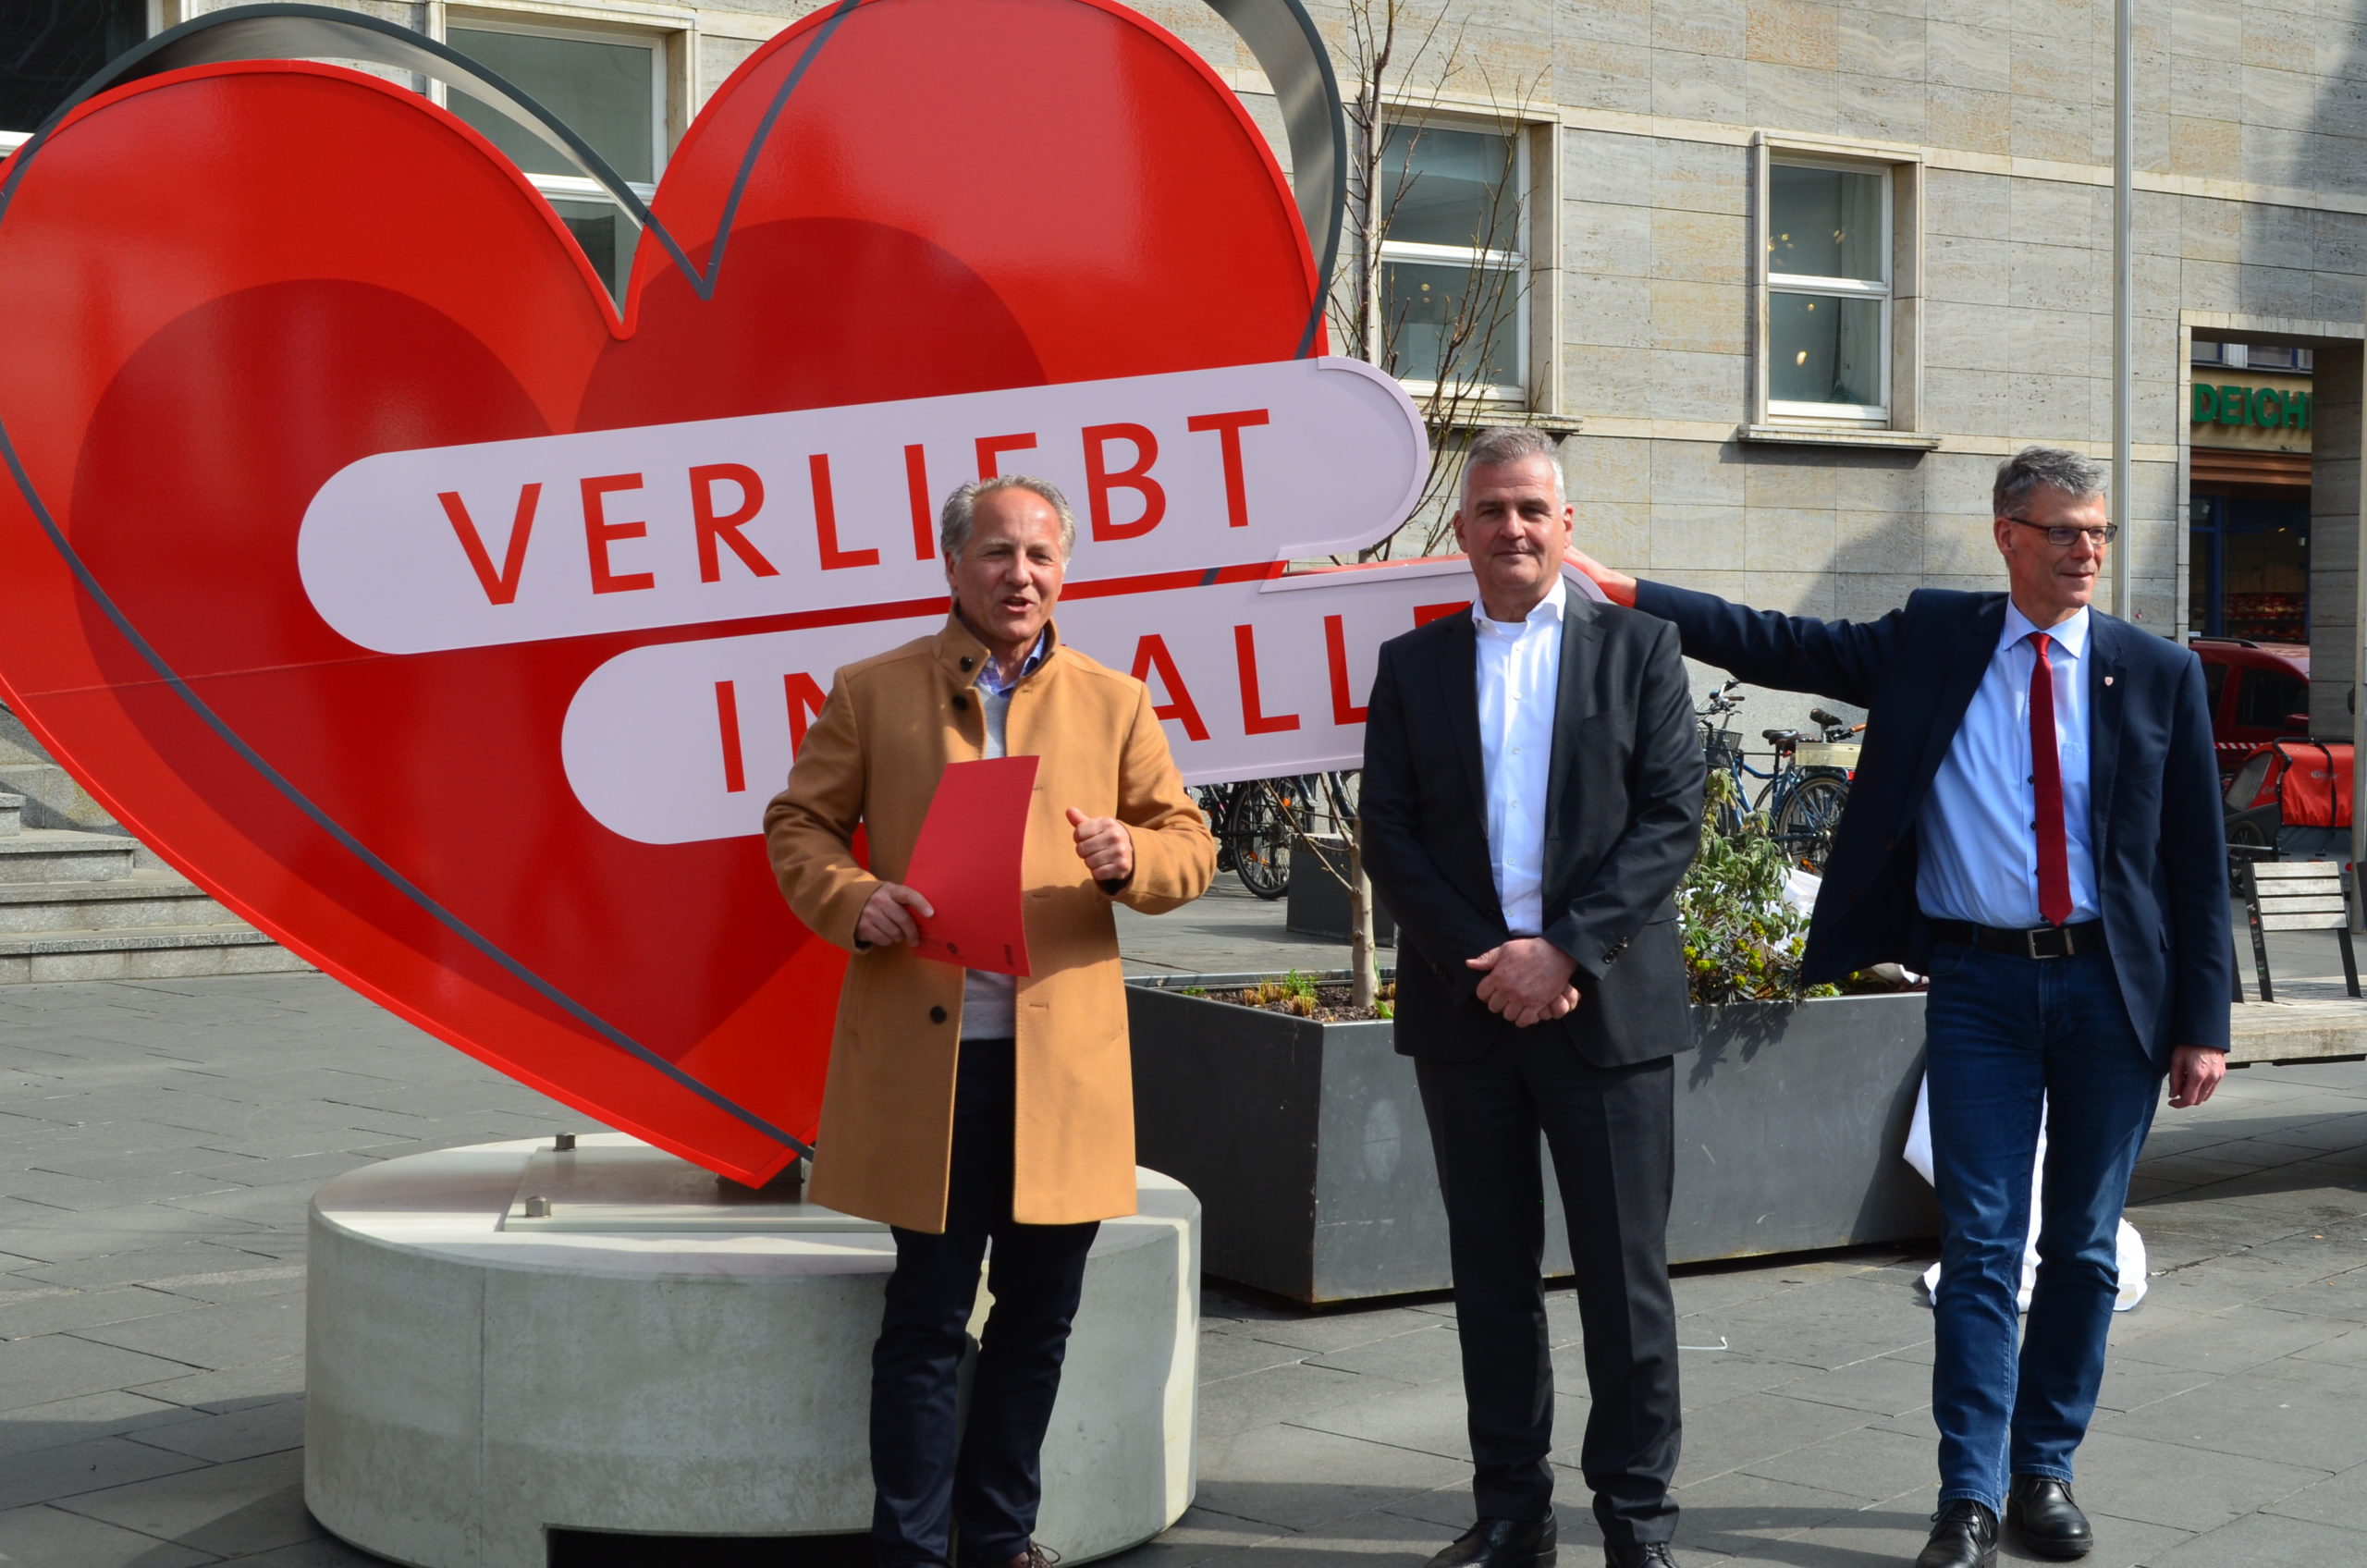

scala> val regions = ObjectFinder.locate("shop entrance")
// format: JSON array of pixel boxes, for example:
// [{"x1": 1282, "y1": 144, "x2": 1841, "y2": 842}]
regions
[
  {"x1": 2189, "y1": 339, "x2": 2313, "y2": 645},
  {"x1": 2189, "y1": 490, "x2": 2310, "y2": 642}
]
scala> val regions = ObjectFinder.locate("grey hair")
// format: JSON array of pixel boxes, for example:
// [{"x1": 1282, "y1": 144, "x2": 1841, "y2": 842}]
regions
[
  {"x1": 938, "y1": 473, "x2": 1077, "y2": 562},
  {"x1": 1993, "y1": 446, "x2": 2106, "y2": 518},
  {"x1": 1461, "y1": 425, "x2": 1564, "y2": 502}
]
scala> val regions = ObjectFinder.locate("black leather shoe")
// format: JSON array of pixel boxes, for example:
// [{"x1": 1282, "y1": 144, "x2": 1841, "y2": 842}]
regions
[
  {"x1": 2007, "y1": 1475, "x2": 2093, "y2": 1560},
  {"x1": 1422, "y1": 1517, "x2": 1556, "y2": 1568},
  {"x1": 1603, "y1": 1544, "x2": 1679, "y2": 1568},
  {"x1": 1913, "y1": 1500, "x2": 1998, "y2": 1568}
]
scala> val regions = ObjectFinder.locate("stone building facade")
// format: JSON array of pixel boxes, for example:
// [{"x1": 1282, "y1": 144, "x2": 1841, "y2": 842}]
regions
[{"x1": 11, "y1": 0, "x2": 2366, "y2": 730}]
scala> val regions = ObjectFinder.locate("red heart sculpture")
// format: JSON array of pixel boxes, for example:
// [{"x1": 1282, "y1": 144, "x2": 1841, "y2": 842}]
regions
[{"x1": 0, "y1": 0, "x2": 1318, "y2": 1183}]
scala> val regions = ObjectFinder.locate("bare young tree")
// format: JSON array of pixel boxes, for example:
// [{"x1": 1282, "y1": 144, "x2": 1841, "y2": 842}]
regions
[
  {"x1": 1334, "y1": 0, "x2": 1543, "y2": 557},
  {"x1": 1307, "y1": 0, "x2": 1544, "y2": 1009}
]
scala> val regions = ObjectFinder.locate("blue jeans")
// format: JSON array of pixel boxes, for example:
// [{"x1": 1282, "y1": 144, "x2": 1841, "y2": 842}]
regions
[{"x1": 1921, "y1": 942, "x2": 2163, "y2": 1516}]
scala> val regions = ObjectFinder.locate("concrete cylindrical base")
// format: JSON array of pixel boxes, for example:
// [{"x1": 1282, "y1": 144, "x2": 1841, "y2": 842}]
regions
[{"x1": 304, "y1": 1135, "x2": 1198, "y2": 1568}]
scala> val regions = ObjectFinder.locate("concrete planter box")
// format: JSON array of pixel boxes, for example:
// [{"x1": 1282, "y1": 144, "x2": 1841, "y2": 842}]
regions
[{"x1": 1128, "y1": 986, "x2": 1935, "y2": 1304}]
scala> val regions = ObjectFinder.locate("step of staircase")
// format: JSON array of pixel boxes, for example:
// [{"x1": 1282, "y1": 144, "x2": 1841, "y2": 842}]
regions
[
  {"x1": 0, "y1": 924, "x2": 310, "y2": 984},
  {"x1": 0, "y1": 828, "x2": 138, "y2": 884},
  {"x1": 0, "y1": 869, "x2": 238, "y2": 934},
  {"x1": 0, "y1": 732, "x2": 311, "y2": 983}
]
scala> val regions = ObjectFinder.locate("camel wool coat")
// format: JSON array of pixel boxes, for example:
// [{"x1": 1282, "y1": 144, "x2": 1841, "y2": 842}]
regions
[{"x1": 764, "y1": 616, "x2": 1214, "y2": 1231}]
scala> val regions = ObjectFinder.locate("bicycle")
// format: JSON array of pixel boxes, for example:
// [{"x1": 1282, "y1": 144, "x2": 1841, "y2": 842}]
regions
[
  {"x1": 1190, "y1": 782, "x2": 1245, "y2": 874},
  {"x1": 1696, "y1": 682, "x2": 1859, "y2": 871},
  {"x1": 1696, "y1": 680, "x2": 1754, "y2": 837},
  {"x1": 1223, "y1": 771, "x2": 1357, "y2": 900},
  {"x1": 1764, "y1": 708, "x2": 1859, "y2": 873}
]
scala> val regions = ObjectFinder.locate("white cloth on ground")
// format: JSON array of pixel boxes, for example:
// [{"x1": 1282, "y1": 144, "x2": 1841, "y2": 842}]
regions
[{"x1": 1903, "y1": 1076, "x2": 2149, "y2": 1312}]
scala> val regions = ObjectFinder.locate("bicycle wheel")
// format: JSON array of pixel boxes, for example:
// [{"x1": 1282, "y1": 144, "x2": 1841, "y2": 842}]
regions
[
  {"x1": 1773, "y1": 773, "x2": 1850, "y2": 872},
  {"x1": 1194, "y1": 784, "x2": 1238, "y2": 872},
  {"x1": 1227, "y1": 778, "x2": 1300, "y2": 900}
]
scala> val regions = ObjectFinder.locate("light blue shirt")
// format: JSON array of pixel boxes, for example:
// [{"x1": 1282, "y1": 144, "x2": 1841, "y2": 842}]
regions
[{"x1": 1916, "y1": 604, "x2": 2100, "y2": 928}]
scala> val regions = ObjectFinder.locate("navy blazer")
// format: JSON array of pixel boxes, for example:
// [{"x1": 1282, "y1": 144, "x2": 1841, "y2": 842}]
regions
[
  {"x1": 1635, "y1": 581, "x2": 2231, "y2": 1062},
  {"x1": 1360, "y1": 594, "x2": 1702, "y2": 1067}
]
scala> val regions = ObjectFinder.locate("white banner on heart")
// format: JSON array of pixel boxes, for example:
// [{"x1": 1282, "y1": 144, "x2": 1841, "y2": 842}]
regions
[
  {"x1": 298, "y1": 358, "x2": 1426, "y2": 655},
  {"x1": 559, "y1": 560, "x2": 1607, "y2": 845}
]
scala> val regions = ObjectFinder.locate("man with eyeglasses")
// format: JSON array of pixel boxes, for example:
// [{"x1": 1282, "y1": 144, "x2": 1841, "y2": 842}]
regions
[{"x1": 1564, "y1": 447, "x2": 2231, "y2": 1568}]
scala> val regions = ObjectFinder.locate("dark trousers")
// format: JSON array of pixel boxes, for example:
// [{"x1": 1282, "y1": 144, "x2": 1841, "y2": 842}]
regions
[
  {"x1": 870, "y1": 1038, "x2": 1099, "y2": 1568},
  {"x1": 1920, "y1": 943, "x2": 2162, "y2": 1515},
  {"x1": 1416, "y1": 1040, "x2": 1682, "y2": 1550}
]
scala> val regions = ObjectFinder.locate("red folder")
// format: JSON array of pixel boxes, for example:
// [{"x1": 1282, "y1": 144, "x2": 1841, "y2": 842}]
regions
[{"x1": 903, "y1": 755, "x2": 1037, "y2": 976}]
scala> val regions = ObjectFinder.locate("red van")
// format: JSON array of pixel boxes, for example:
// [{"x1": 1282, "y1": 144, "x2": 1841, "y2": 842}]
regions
[{"x1": 2190, "y1": 637, "x2": 2312, "y2": 779}]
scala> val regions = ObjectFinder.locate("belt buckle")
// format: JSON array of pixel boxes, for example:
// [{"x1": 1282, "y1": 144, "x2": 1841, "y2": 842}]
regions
[{"x1": 2025, "y1": 925, "x2": 2067, "y2": 960}]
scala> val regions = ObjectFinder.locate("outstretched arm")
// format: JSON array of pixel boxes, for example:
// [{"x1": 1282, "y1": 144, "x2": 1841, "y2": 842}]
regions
[{"x1": 1564, "y1": 545, "x2": 1902, "y2": 708}]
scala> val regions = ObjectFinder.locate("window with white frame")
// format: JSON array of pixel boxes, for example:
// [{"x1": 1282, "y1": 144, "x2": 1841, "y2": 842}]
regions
[
  {"x1": 445, "y1": 19, "x2": 668, "y2": 304},
  {"x1": 1377, "y1": 121, "x2": 1526, "y2": 398},
  {"x1": 1764, "y1": 160, "x2": 1890, "y2": 423}
]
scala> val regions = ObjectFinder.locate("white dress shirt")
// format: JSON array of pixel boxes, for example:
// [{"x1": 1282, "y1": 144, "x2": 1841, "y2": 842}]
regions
[
  {"x1": 1916, "y1": 602, "x2": 2101, "y2": 928},
  {"x1": 960, "y1": 631, "x2": 1048, "y2": 1041},
  {"x1": 1473, "y1": 579, "x2": 1566, "y2": 936}
]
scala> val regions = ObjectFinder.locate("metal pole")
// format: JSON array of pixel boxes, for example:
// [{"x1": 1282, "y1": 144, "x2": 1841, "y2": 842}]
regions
[
  {"x1": 2112, "y1": 0, "x2": 2133, "y2": 619},
  {"x1": 2353, "y1": 376, "x2": 2367, "y2": 925}
]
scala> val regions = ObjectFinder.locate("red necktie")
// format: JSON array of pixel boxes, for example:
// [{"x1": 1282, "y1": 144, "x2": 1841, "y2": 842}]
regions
[{"x1": 2028, "y1": 631, "x2": 2074, "y2": 926}]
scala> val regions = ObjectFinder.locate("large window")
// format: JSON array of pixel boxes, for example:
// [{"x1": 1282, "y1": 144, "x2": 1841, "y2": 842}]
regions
[
  {"x1": 1377, "y1": 122, "x2": 1526, "y2": 398},
  {"x1": 446, "y1": 20, "x2": 668, "y2": 304},
  {"x1": 2189, "y1": 493, "x2": 2310, "y2": 643},
  {"x1": 1764, "y1": 160, "x2": 1890, "y2": 423},
  {"x1": 1, "y1": 0, "x2": 145, "y2": 133},
  {"x1": 2194, "y1": 339, "x2": 2315, "y2": 374}
]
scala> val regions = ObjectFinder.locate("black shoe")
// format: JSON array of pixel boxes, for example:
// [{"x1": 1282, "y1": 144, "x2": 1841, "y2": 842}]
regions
[
  {"x1": 2007, "y1": 1476, "x2": 2093, "y2": 1560},
  {"x1": 1603, "y1": 1544, "x2": 1679, "y2": 1568},
  {"x1": 1913, "y1": 1500, "x2": 1998, "y2": 1568},
  {"x1": 1422, "y1": 1517, "x2": 1557, "y2": 1568}
]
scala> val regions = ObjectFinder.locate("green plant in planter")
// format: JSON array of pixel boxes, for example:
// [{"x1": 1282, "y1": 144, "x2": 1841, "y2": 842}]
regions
[{"x1": 1678, "y1": 769, "x2": 1839, "y2": 1006}]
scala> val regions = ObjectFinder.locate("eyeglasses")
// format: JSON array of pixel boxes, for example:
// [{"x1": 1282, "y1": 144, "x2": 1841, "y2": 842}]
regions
[{"x1": 2005, "y1": 517, "x2": 2118, "y2": 548}]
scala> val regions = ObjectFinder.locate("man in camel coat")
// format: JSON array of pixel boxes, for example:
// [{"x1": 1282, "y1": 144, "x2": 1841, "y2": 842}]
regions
[{"x1": 766, "y1": 472, "x2": 1213, "y2": 1568}]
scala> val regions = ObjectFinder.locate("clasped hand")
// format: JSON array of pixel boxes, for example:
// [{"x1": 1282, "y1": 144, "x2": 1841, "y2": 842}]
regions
[
  {"x1": 853, "y1": 807, "x2": 1133, "y2": 948},
  {"x1": 1466, "y1": 937, "x2": 1580, "y2": 1028}
]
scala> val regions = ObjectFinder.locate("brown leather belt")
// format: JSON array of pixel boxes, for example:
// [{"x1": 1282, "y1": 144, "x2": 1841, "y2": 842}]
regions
[{"x1": 1928, "y1": 918, "x2": 2107, "y2": 961}]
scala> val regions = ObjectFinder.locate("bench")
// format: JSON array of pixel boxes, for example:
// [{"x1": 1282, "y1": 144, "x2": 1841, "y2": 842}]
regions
[{"x1": 2232, "y1": 858, "x2": 2359, "y2": 1003}]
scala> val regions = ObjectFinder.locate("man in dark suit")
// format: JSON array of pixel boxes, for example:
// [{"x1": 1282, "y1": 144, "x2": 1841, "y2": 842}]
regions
[
  {"x1": 1566, "y1": 446, "x2": 2231, "y2": 1568},
  {"x1": 1362, "y1": 426, "x2": 1704, "y2": 1568}
]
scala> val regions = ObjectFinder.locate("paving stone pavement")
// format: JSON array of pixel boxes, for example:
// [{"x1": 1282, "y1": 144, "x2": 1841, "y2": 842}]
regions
[{"x1": 0, "y1": 960, "x2": 2361, "y2": 1565}]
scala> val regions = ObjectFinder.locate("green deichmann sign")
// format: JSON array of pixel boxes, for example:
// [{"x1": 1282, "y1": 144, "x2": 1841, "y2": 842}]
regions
[{"x1": 2194, "y1": 382, "x2": 2312, "y2": 429}]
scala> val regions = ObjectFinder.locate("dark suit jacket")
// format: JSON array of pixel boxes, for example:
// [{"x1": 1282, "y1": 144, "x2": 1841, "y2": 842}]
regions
[
  {"x1": 1361, "y1": 594, "x2": 1703, "y2": 1067},
  {"x1": 1635, "y1": 581, "x2": 2232, "y2": 1063}
]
